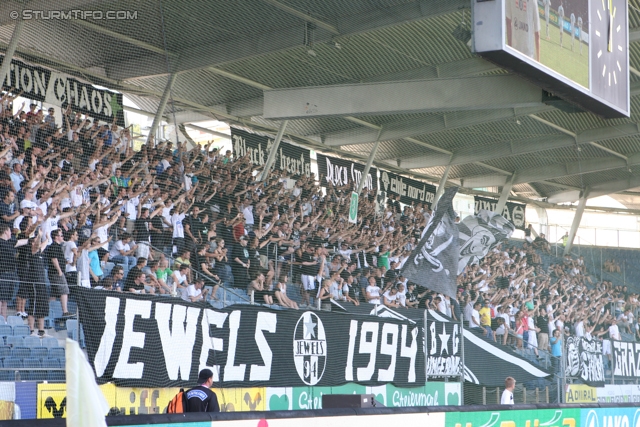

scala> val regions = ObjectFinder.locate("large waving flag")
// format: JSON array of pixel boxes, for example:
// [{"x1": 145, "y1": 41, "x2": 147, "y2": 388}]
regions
[
  {"x1": 401, "y1": 187, "x2": 459, "y2": 299},
  {"x1": 457, "y1": 209, "x2": 515, "y2": 274},
  {"x1": 66, "y1": 338, "x2": 109, "y2": 427}
]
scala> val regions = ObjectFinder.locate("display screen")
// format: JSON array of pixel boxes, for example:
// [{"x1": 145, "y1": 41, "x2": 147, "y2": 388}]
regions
[
  {"x1": 506, "y1": 0, "x2": 589, "y2": 88},
  {"x1": 473, "y1": 0, "x2": 629, "y2": 118}
]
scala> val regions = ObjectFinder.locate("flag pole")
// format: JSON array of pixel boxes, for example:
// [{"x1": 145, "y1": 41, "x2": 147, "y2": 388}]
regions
[
  {"x1": 460, "y1": 310, "x2": 465, "y2": 405},
  {"x1": 424, "y1": 309, "x2": 428, "y2": 383}
]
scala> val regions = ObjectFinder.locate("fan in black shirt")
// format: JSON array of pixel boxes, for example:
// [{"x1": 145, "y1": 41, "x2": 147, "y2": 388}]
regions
[
  {"x1": 0, "y1": 224, "x2": 17, "y2": 318},
  {"x1": 185, "y1": 369, "x2": 220, "y2": 413}
]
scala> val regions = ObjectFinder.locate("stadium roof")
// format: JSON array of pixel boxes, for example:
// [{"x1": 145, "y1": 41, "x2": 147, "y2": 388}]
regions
[{"x1": 5, "y1": 0, "x2": 640, "y2": 206}]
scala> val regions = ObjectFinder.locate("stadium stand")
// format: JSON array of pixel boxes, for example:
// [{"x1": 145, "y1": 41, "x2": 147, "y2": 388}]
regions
[{"x1": 0, "y1": 100, "x2": 631, "y2": 385}]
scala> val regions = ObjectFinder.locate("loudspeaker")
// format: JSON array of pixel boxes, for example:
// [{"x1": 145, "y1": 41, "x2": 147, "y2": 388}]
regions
[{"x1": 322, "y1": 394, "x2": 385, "y2": 409}]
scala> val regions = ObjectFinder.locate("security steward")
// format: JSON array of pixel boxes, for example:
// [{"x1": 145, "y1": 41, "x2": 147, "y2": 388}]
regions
[{"x1": 185, "y1": 369, "x2": 220, "y2": 413}]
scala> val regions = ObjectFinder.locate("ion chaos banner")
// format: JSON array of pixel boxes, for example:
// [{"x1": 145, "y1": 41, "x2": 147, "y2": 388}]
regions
[
  {"x1": 316, "y1": 153, "x2": 378, "y2": 191},
  {"x1": 0, "y1": 55, "x2": 125, "y2": 127},
  {"x1": 231, "y1": 128, "x2": 311, "y2": 178},
  {"x1": 73, "y1": 288, "x2": 423, "y2": 388},
  {"x1": 473, "y1": 196, "x2": 526, "y2": 230},
  {"x1": 379, "y1": 170, "x2": 436, "y2": 208},
  {"x1": 565, "y1": 336, "x2": 605, "y2": 387}
]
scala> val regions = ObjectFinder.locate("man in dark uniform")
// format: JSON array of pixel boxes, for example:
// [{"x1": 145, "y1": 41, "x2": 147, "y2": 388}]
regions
[
  {"x1": 44, "y1": 229, "x2": 73, "y2": 317},
  {"x1": 0, "y1": 224, "x2": 17, "y2": 319},
  {"x1": 185, "y1": 369, "x2": 220, "y2": 413}
]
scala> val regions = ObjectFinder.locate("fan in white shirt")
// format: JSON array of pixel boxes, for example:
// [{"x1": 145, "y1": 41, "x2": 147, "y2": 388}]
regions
[
  {"x1": 609, "y1": 320, "x2": 621, "y2": 340},
  {"x1": 181, "y1": 279, "x2": 208, "y2": 302},
  {"x1": 500, "y1": 377, "x2": 516, "y2": 404}
]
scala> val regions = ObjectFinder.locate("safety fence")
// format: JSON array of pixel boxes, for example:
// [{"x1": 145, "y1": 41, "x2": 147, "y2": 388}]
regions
[
  {"x1": 16, "y1": 287, "x2": 559, "y2": 420},
  {"x1": 6, "y1": 286, "x2": 640, "y2": 419},
  {"x1": 6, "y1": 402, "x2": 640, "y2": 427}
]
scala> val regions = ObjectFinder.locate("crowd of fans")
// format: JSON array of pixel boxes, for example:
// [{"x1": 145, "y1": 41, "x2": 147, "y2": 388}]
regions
[{"x1": 0, "y1": 96, "x2": 637, "y2": 371}]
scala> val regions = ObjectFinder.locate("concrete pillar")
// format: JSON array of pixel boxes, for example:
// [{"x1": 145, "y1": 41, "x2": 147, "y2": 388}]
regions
[
  {"x1": 259, "y1": 120, "x2": 288, "y2": 182},
  {"x1": 0, "y1": 19, "x2": 25, "y2": 91},
  {"x1": 495, "y1": 174, "x2": 516, "y2": 214},
  {"x1": 433, "y1": 165, "x2": 452, "y2": 205},
  {"x1": 564, "y1": 189, "x2": 589, "y2": 256},
  {"x1": 356, "y1": 139, "x2": 380, "y2": 194},
  {"x1": 148, "y1": 73, "x2": 177, "y2": 144}
]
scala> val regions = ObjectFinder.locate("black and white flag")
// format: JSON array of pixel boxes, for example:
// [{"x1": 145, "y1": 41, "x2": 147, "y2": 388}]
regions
[
  {"x1": 401, "y1": 187, "x2": 459, "y2": 299},
  {"x1": 565, "y1": 336, "x2": 605, "y2": 387},
  {"x1": 457, "y1": 210, "x2": 515, "y2": 274}
]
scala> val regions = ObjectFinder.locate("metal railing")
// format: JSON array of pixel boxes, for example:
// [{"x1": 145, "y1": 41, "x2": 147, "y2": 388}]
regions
[
  {"x1": 530, "y1": 221, "x2": 640, "y2": 250},
  {"x1": 144, "y1": 242, "x2": 252, "y2": 307}
]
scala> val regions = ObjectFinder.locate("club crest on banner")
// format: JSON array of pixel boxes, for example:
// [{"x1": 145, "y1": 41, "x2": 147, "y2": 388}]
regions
[
  {"x1": 473, "y1": 196, "x2": 527, "y2": 230},
  {"x1": 511, "y1": 204, "x2": 526, "y2": 228},
  {"x1": 293, "y1": 312, "x2": 327, "y2": 386},
  {"x1": 381, "y1": 171, "x2": 390, "y2": 192}
]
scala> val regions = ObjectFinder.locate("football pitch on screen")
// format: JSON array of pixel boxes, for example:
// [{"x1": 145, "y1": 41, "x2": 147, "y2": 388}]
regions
[{"x1": 540, "y1": 21, "x2": 589, "y2": 88}]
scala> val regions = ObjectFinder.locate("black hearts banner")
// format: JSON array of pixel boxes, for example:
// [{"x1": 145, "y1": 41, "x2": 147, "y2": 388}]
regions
[{"x1": 231, "y1": 128, "x2": 311, "y2": 178}]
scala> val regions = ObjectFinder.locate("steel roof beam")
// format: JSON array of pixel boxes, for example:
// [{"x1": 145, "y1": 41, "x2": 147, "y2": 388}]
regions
[
  {"x1": 259, "y1": 0, "x2": 339, "y2": 34},
  {"x1": 106, "y1": 0, "x2": 467, "y2": 81},
  {"x1": 461, "y1": 149, "x2": 640, "y2": 188},
  {"x1": 548, "y1": 177, "x2": 640, "y2": 203},
  {"x1": 546, "y1": 190, "x2": 582, "y2": 203},
  {"x1": 468, "y1": 158, "x2": 609, "y2": 186},
  {"x1": 396, "y1": 122, "x2": 640, "y2": 169},
  {"x1": 528, "y1": 113, "x2": 630, "y2": 160},
  {"x1": 263, "y1": 74, "x2": 544, "y2": 119},
  {"x1": 217, "y1": 57, "x2": 502, "y2": 120},
  {"x1": 71, "y1": 20, "x2": 175, "y2": 58},
  {"x1": 364, "y1": 57, "x2": 501, "y2": 83},
  {"x1": 167, "y1": 111, "x2": 216, "y2": 123},
  {"x1": 461, "y1": 175, "x2": 510, "y2": 188},
  {"x1": 324, "y1": 106, "x2": 550, "y2": 147},
  {"x1": 324, "y1": 80, "x2": 640, "y2": 148}
]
